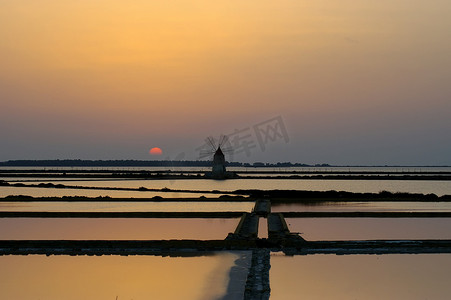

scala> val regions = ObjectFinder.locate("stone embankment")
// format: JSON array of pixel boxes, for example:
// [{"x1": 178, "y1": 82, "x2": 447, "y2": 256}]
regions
[
  {"x1": 253, "y1": 199, "x2": 271, "y2": 216},
  {"x1": 244, "y1": 249, "x2": 271, "y2": 300},
  {"x1": 227, "y1": 213, "x2": 259, "y2": 240}
]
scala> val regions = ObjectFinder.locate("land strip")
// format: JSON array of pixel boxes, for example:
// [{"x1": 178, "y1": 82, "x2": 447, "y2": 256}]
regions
[
  {"x1": 2, "y1": 239, "x2": 451, "y2": 256},
  {"x1": 282, "y1": 240, "x2": 451, "y2": 255},
  {"x1": 2, "y1": 168, "x2": 451, "y2": 180},
  {"x1": 2, "y1": 174, "x2": 451, "y2": 180},
  {"x1": 0, "y1": 240, "x2": 255, "y2": 256},
  {"x1": 2, "y1": 187, "x2": 451, "y2": 201}
]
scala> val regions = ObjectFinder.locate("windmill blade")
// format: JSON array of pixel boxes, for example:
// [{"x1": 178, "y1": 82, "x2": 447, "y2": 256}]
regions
[
  {"x1": 205, "y1": 136, "x2": 217, "y2": 150},
  {"x1": 218, "y1": 134, "x2": 227, "y2": 147},
  {"x1": 220, "y1": 134, "x2": 234, "y2": 148},
  {"x1": 199, "y1": 134, "x2": 236, "y2": 160},
  {"x1": 198, "y1": 150, "x2": 215, "y2": 159},
  {"x1": 220, "y1": 135, "x2": 234, "y2": 152}
]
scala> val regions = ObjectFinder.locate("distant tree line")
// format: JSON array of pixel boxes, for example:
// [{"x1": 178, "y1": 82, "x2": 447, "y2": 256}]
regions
[{"x1": 0, "y1": 159, "x2": 327, "y2": 168}]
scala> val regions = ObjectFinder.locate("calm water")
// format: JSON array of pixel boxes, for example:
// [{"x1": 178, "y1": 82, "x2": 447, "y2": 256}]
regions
[
  {"x1": 258, "y1": 217, "x2": 268, "y2": 239},
  {"x1": 2, "y1": 167, "x2": 451, "y2": 299},
  {"x1": 272, "y1": 201, "x2": 451, "y2": 212},
  {"x1": 2, "y1": 178, "x2": 451, "y2": 197},
  {"x1": 270, "y1": 254, "x2": 451, "y2": 300},
  {"x1": 286, "y1": 218, "x2": 451, "y2": 241},
  {"x1": 0, "y1": 185, "x2": 215, "y2": 198},
  {"x1": 0, "y1": 253, "x2": 244, "y2": 300},
  {"x1": 0, "y1": 201, "x2": 254, "y2": 212},
  {"x1": 0, "y1": 218, "x2": 239, "y2": 240}
]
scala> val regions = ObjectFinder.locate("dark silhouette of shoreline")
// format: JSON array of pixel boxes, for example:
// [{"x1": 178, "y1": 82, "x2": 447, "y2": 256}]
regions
[
  {"x1": 1, "y1": 159, "x2": 449, "y2": 168},
  {"x1": 0, "y1": 159, "x2": 320, "y2": 167}
]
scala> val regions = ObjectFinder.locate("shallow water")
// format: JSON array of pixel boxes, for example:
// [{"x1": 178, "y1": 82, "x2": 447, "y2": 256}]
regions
[
  {"x1": 272, "y1": 201, "x2": 451, "y2": 212},
  {"x1": 0, "y1": 218, "x2": 239, "y2": 240},
  {"x1": 0, "y1": 201, "x2": 254, "y2": 213},
  {"x1": 2, "y1": 167, "x2": 451, "y2": 299},
  {"x1": 38, "y1": 178, "x2": 451, "y2": 196},
  {"x1": 2, "y1": 177, "x2": 450, "y2": 198},
  {"x1": 286, "y1": 218, "x2": 451, "y2": 241},
  {"x1": 0, "y1": 253, "x2": 241, "y2": 300},
  {"x1": 0, "y1": 185, "x2": 213, "y2": 198},
  {"x1": 270, "y1": 254, "x2": 451, "y2": 300},
  {"x1": 258, "y1": 217, "x2": 268, "y2": 239}
]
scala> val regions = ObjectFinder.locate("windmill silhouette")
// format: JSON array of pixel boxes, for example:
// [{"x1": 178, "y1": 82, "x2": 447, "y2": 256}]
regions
[{"x1": 199, "y1": 135, "x2": 234, "y2": 179}]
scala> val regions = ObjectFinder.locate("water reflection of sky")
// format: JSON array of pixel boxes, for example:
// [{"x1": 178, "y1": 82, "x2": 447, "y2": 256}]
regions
[
  {"x1": 3, "y1": 178, "x2": 450, "y2": 196},
  {"x1": 0, "y1": 218, "x2": 239, "y2": 240},
  {"x1": 286, "y1": 218, "x2": 451, "y2": 241},
  {"x1": 0, "y1": 253, "x2": 240, "y2": 300},
  {"x1": 270, "y1": 254, "x2": 451, "y2": 300},
  {"x1": 0, "y1": 186, "x2": 213, "y2": 198},
  {"x1": 0, "y1": 201, "x2": 254, "y2": 213},
  {"x1": 272, "y1": 201, "x2": 451, "y2": 212}
]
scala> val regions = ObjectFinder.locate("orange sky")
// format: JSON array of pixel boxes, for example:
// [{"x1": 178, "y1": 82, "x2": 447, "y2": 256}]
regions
[{"x1": 1, "y1": 1, "x2": 450, "y2": 164}]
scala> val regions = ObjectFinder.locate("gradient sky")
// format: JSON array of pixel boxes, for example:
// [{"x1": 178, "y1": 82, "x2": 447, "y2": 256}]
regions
[{"x1": 1, "y1": 0, "x2": 450, "y2": 165}]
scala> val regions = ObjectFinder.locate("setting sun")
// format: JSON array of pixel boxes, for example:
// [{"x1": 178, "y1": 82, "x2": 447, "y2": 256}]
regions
[{"x1": 149, "y1": 147, "x2": 163, "y2": 155}]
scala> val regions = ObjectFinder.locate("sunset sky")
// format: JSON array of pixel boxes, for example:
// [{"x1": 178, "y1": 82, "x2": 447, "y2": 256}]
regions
[{"x1": 1, "y1": 0, "x2": 450, "y2": 165}]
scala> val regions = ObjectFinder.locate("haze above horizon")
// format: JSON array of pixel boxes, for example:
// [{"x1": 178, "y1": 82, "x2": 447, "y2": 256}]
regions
[{"x1": 1, "y1": 1, "x2": 450, "y2": 165}]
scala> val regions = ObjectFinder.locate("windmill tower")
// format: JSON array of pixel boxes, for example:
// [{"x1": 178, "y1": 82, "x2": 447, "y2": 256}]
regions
[
  {"x1": 212, "y1": 147, "x2": 226, "y2": 177},
  {"x1": 200, "y1": 135, "x2": 234, "y2": 179}
]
